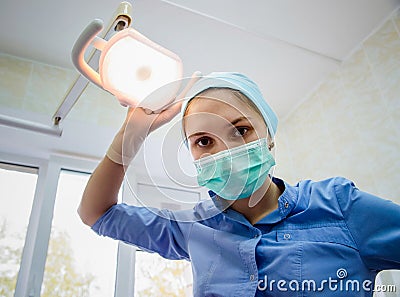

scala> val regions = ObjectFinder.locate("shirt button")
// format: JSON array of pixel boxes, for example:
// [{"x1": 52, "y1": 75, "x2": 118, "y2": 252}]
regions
[
  {"x1": 249, "y1": 274, "x2": 255, "y2": 281},
  {"x1": 254, "y1": 234, "x2": 259, "y2": 238},
  {"x1": 283, "y1": 233, "x2": 291, "y2": 240},
  {"x1": 284, "y1": 201, "x2": 289, "y2": 209}
]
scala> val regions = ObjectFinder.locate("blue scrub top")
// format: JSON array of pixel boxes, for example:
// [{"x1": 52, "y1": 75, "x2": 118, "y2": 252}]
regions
[{"x1": 92, "y1": 177, "x2": 400, "y2": 296}]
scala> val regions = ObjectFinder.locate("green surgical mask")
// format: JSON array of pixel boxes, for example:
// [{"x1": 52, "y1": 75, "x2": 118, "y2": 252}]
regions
[{"x1": 193, "y1": 138, "x2": 275, "y2": 200}]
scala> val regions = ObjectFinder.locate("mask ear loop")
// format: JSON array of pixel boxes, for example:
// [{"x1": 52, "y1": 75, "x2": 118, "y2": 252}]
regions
[
  {"x1": 248, "y1": 132, "x2": 275, "y2": 208},
  {"x1": 267, "y1": 128, "x2": 275, "y2": 150}
]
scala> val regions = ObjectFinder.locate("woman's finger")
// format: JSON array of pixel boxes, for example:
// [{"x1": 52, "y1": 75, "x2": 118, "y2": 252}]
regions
[
  {"x1": 149, "y1": 72, "x2": 201, "y2": 131},
  {"x1": 150, "y1": 100, "x2": 183, "y2": 132},
  {"x1": 176, "y1": 71, "x2": 202, "y2": 101}
]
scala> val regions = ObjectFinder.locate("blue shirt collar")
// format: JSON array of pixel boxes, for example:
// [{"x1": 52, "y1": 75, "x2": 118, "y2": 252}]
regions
[
  {"x1": 207, "y1": 177, "x2": 299, "y2": 225},
  {"x1": 256, "y1": 177, "x2": 298, "y2": 224}
]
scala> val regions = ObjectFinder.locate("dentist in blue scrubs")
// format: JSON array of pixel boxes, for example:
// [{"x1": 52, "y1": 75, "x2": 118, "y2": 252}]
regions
[{"x1": 78, "y1": 72, "x2": 400, "y2": 296}]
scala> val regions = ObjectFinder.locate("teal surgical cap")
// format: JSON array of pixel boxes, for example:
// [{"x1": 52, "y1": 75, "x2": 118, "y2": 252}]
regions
[{"x1": 181, "y1": 72, "x2": 278, "y2": 138}]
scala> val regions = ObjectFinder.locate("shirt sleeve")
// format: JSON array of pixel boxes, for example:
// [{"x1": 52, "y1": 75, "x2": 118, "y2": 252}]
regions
[
  {"x1": 334, "y1": 177, "x2": 400, "y2": 270},
  {"x1": 91, "y1": 203, "x2": 193, "y2": 261}
]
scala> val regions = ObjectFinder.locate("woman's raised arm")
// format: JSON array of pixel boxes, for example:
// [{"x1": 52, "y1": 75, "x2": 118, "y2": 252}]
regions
[{"x1": 78, "y1": 73, "x2": 201, "y2": 226}]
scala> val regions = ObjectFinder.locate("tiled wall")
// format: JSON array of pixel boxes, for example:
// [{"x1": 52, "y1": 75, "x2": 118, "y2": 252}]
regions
[
  {"x1": 275, "y1": 8, "x2": 400, "y2": 202},
  {"x1": 0, "y1": 53, "x2": 126, "y2": 128}
]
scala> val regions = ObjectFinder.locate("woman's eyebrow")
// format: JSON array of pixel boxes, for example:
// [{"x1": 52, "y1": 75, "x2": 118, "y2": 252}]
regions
[
  {"x1": 230, "y1": 116, "x2": 252, "y2": 126},
  {"x1": 187, "y1": 117, "x2": 253, "y2": 139},
  {"x1": 187, "y1": 131, "x2": 208, "y2": 139}
]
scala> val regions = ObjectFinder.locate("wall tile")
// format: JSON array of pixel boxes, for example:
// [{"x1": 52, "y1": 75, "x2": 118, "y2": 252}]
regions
[
  {"x1": 392, "y1": 7, "x2": 400, "y2": 37},
  {"x1": 361, "y1": 116, "x2": 400, "y2": 170},
  {"x1": 280, "y1": 10, "x2": 400, "y2": 199},
  {"x1": 95, "y1": 93, "x2": 126, "y2": 129},
  {"x1": 68, "y1": 84, "x2": 107, "y2": 125},
  {"x1": 0, "y1": 54, "x2": 139, "y2": 130},
  {"x1": 0, "y1": 54, "x2": 32, "y2": 109},
  {"x1": 24, "y1": 63, "x2": 75, "y2": 115},
  {"x1": 298, "y1": 92, "x2": 323, "y2": 142},
  {"x1": 363, "y1": 19, "x2": 400, "y2": 111},
  {"x1": 340, "y1": 48, "x2": 387, "y2": 142},
  {"x1": 68, "y1": 84, "x2": 126, "y2": 128},
  {"x1": 373, "y1": 156, "x2": 400, "y2": 201},
  {"x1": 274, "y1": 128, "x2": 295, "y2": 183}
]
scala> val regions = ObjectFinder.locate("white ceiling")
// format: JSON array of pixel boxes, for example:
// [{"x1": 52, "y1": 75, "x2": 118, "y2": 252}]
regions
[{"x1": 1, "y1": 0, "x2": 399, "y2": 119}]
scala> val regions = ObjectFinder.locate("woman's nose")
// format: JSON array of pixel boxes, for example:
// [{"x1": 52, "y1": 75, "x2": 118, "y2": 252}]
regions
[
  {"x1": 209, "y1": 141, "x2": 228, "y2": 155},
  {"x1": 211, "y1": 137, "x2": 246, "y2": 155}
]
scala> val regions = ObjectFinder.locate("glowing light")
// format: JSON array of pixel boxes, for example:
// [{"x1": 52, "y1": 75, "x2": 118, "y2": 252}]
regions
[{"x1": 99, "y1": 29, "x2": 183, "y2": 110}]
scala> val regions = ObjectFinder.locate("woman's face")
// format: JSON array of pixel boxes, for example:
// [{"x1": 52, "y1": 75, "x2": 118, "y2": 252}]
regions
[{"x1": 183, "y1": 88, "x2": 268, "y2": 161}]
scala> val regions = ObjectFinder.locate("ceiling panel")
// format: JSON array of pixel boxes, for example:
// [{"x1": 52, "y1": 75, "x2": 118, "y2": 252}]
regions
[
  {"x1": 0, "y1": 0, "x2": 125, "y2": 68},
  {"x1": 163, "y1": 0, "x2": 400, "y2": 60},
  {"x1": 128, "y1": 0, "x2": 339, "y2": 117}
]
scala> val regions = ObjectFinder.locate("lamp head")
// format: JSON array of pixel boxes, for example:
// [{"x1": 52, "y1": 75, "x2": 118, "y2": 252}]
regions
[
  {"x1": 99, "y1": 28, "x2": 183, "y2": 109},
  {"x1": 72, "y1": 19, "x2": 183, "y2": 112}
]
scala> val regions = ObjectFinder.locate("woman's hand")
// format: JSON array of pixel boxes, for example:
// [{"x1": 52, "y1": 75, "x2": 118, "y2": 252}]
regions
[
  {"x1": 122, "y1": 99, "x2": 183, "y2": 139},
  {"x1": 125, "y1": 70, "x2": 202, "y2": 134},
  {"x1": 106, "y1": 71, "x2": 201, "y2": 165}
]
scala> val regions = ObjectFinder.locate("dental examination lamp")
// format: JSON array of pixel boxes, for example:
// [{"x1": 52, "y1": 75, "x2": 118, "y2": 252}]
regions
[
  {"x1": 71, "y1": 14, "x2": 183, "y2": 112},
  {"x1": 0, "y1": 2, "x2": 183, "y2": 137}
]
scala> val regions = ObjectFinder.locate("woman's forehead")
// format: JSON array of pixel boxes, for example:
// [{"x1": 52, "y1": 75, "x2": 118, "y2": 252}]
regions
[
  {"x1": 183, "y1": 89, "x2": 265, "y2": 137},
  {"x1": 185, "y1": 89, "x2": 254, "y2": 118}
]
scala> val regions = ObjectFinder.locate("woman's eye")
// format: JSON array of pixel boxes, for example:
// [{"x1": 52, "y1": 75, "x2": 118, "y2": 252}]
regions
[
  {"x1": 195, "y1": 137, "x2": 212, "y2": 147},
  {"x1": 233, "y1": 127, "x2": 249, "y2": 137}
]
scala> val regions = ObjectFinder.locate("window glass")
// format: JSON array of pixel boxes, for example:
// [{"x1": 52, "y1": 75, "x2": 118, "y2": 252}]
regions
[
  {"x1": 135, "y1": 250, "x2": 193, "y2": 297},
  {"x1": 0, "y1": 163, "x2": 37, "y2": 297},
  {"x1": 41, "y1": 170, "x2": 118, "y2": 297}
]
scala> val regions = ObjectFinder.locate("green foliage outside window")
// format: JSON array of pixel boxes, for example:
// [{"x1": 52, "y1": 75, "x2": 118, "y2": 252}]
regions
[{"x1": 0, "y1": 221, "x2": 94, "y2": 297}]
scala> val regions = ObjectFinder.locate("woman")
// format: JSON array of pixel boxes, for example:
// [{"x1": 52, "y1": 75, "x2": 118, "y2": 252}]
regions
[{"x1": 78, "y1": 72, "x2": 400, "y2": 296}]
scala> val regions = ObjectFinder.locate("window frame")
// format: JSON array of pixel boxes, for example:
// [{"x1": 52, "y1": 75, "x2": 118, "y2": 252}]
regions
[{"x1": 0, "y1": 152, "x2": 136, "y2": 297}]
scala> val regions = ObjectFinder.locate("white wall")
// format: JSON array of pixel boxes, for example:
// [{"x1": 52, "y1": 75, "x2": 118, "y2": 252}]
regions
[{"x1": 275, "y1": 8, "x2": 400, "y2": 204}]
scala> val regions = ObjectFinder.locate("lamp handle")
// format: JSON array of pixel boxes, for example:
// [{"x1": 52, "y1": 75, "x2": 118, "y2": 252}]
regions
[{"x1": 71, "y1": 19, "x2": 104, "y2": 88}]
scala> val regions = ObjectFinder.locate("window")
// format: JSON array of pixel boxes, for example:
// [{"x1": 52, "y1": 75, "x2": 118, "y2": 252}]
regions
[
  {"x1": 1, "y1": 159, "x2": 195, "y2": 297},
  {"x1": 132, "y1": 183, "x2": 195, "y2": 297},
  {"x1": 0, "y1": 163, "x2": 37, "y2": 296},
  {"x1": 41, "y1": 170, "x2": 118, "y2": 297},
  {"x1": 135, "y1": 250, "x2": 193, "y2": 297}
]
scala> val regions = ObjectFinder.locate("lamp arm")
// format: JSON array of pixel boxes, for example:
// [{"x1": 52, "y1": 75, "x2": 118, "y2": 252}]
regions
[{"x1": 71, "y1": 19, "x2": 104, "y2": 88}]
